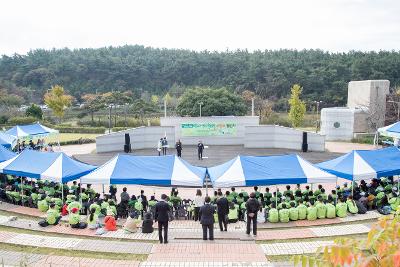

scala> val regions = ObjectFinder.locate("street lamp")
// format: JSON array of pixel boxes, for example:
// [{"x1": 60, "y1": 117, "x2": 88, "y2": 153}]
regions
[
  {"x1": 108, "y1": 104, "x2": 113, "y2": 133},
  {"x1": 313, "y1": 101, "x2": 323, "y2": 132},
  {"x1": 199, "y1": 102, "x2": 203, "y2": 117}
]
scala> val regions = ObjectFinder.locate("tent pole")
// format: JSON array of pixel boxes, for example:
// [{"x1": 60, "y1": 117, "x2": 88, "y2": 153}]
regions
[
  {"x1": 205, "y1": 176, "x2": 208, "y2": 197},
  {"x1": 61, "y1": 183, "x2": 64, "y2": 203},
  {"x1": 275, "y1": 185, "x2": 278, "y2": 208},
  {"x1": 102, "y1": 184, "x2": 105, "y2": 194},
  {"x1": 79, "y1": 179, "x2": 83, "y2": 208}
]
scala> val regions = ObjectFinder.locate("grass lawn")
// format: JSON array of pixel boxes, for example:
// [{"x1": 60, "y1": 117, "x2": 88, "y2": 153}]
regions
[{"x1": 57, "y1": 133, "x2": 99, "y2": 143}]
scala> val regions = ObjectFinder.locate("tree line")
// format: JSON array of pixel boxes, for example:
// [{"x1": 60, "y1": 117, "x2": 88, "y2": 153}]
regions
[{"x1": 1, "y1": 45, "x2": 400, "y2": 108}]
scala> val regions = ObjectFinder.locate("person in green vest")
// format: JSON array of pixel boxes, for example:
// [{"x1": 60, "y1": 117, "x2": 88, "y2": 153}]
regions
[
  {"x1": 227, "y1": 203, "x2": 239, "y2": 223},
  {"x1": 30, "y1": 188, "x2": 39, "y2": 208},
  {"x1": 313, "y1": 184, "x2": 323, "y2": 197},
  {"x1": 239, "y1": 196, "x2": 246, "y2": 221},
  {"x1": 148, "y1": 196, "x2": 157, "y2": 208},
  {"x1": 294, "y1": 184, "x2": 302, "y2": 198},
  {"x1": 316, "y1": 196, "x2": 327, "y2": 219},
  {"x1": 253, "y1": 186, "x2": 260, "y2": 199},
  {"x1": 279, "y1": 203, "x2": 290, "y2": 223},
  {"x1": 66, "y1": 191, "x2": 75, "y2": 204},
  {"x1": 319, "y1": 188, "x2": 328, "y2": 201},
  {"x1": 67, "y1": 196, "x2": 82, "y2": 213},
  {"x1": 331, "y1": 190, "x2": 338, "y2": 205},
  {"x1": 346, "y1": 195, "x2": 358, "y2": 214},
  {"x1": 336, "y1": 198, "x2": 348, "y2": 218},
  {"x1": 87, "y1": 207, "x2": 100, "y2": 229},
  {"x1": 240, "y1": 190, "x2": 249, "y2": 201},
  {"x1": 69, "y1": 207, "x2": 87, "y2": 229},
  {"x1": 230, "y1": 187, "x2": 238, "y2": 199},
  {"x1": 211, "y1": 191, "x2": 218, "y2": 204},
  {"x1": 302, "y1": 185, "x2": 310, "y2": 198},
  {"x1": 268, "y1": 203, "x2": 279, "y2": 223},
  {"x1": 38, "y1": 195, "x2": 49, "y2": 212},
  {"x1": 10, "y1": 191, "x2": 21, "y2": 204},
  {"x1": 80, "y1": 188, "x2": 89, "y2": 213},
  {"x1": 89, "y1": 201, "x2": 101, "y2": 216},
  {"x1": 307, "y1": 200, "x2": 317, "y2": 221},
  {"x1": 389, "y1": 195, "x2": 400, "y2": 211},
  {"x1": 326, "y1": 199, "x2": 336, "y2": 219},
  {"x1": 51, "y1": 197, "x2": 62, "y2": 211},
  {"x1": 108, "y1": 199, "x2": 117, "y2": 217},
  {"x1": 289, "y1": 201, "x2": 299, "y2": 221},
  {"x1": 86, "y1": 184, "x2": 96, "y2": 199},
  {"x1": 226, "y1": 191, "x2": 235, "y2": 203},
  {"x1": 283, "y1": 185, "x2": 293, "y2": 198},
  {"x1": 46, "y1": 203, "x2": 61, "y2": 226},
  {"x1": 236, "y1": 193, "x2": 245, "y2": 206},
  {"x1": 264, "y1": 188, "x2": 272, "y2": 206}
]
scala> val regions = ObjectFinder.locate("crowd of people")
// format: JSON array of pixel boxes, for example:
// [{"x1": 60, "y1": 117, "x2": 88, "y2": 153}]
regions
[
  {"x1": 0, "y1": 174, "x2": 399, "y2": 243},
  {"x1": 14, "y1": 139, "x2": 54, "y2": 153}
]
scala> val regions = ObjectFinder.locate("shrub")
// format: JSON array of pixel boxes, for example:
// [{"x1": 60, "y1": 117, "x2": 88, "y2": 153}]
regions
[
  {"x1": 0, "y1": 115, "x2": 9, "y2": 124},
  {"x1": 25, "y1": 104, "x2": 43, "y2": 120},
  {"x1": 8, "y1": 116, "x2": 38, "y2": 125},
  {"x1": 293, "y1": 215, "x2": 400, "y2": 267},
  {"x1": 58, "y1": 138, "x2": 96, "y2": 146},
  {"x1": 55, "y1": 126, "x2": 106, "y2": 134}
]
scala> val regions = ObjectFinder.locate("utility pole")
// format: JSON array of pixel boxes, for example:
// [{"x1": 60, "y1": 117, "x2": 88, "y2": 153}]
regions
[
  {"x1": 164, "y1": 99, "x2": 167, "y2": 118},
  {"x1": 313, "y1": 101, "x2": 323, "y2": 133},
  {"x1": 108, "y1": 104, "x2": 112, "y2": 133},
  {"x1": 199, "y1": 102, "x2": 203, "y2": 117},
  {"x1": 251, "y1": 98, "x2": 255, "y2": 116}
]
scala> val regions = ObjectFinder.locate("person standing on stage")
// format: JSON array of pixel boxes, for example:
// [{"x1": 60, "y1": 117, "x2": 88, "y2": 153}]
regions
[
  {"x1": 197, "y1": 140, "x2": 204, "y2": 160},
  {"x1": 175, "y1": 140, "x2": 182, "y2": 157},
  {"x1": 162, "y1": 137, "x2": 168, "y2": 155}
]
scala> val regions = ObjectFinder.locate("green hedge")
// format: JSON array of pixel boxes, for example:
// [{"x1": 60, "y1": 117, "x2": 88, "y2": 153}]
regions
[
  {"x1": 8, "y1": 116, "x2": 38, "y2": 125},
  {"x1": 55, "y1": 126, "x2": 106, "y2": 134},
  {"x1": 58, "y1": 138, "x2": 96, "y2": 146}
]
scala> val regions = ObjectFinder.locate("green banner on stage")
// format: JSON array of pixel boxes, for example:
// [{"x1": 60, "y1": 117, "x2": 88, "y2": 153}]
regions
[{"x1": 181, "y1": 122, "x2": 237, "y2": 136}]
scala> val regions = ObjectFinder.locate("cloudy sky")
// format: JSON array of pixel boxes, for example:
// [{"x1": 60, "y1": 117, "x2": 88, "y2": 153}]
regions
[{"x1": 1, "y1": 0, "x2": 399, "y2": 55}]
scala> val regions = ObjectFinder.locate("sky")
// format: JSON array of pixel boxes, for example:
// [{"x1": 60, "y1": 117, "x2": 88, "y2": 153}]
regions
[{"x1": 1, "y1": 0, "x2": 399, "y2": 56}]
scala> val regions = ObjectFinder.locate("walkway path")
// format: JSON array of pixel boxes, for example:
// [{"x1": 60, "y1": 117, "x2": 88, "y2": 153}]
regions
[
  {"x1": 0, "y1": 230, "x2": 153, "y2": 254},
  {"x1": 0, "y1": 250, "x2": 140, "y2": 267}
]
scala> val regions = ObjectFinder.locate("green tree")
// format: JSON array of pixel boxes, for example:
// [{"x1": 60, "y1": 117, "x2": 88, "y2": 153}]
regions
[
  {"x1": 177, "y1": 87, "x2": 246, "y2": 116},
  {"x1": 0, "y1": 90, "x2": 24, "y2": 110},
  {"x1": 131, "y1": 99, "x2": 158, "y2": 124},
  {"x1": 44, "y1": 85, "x2": 73, "y2": 122},
  {"x1": 82, "y1": 94, "x2": 105, "y2": 123},
  {"x1": 288, "y1": 84, "x2": 306, "y2": 127},
  {"x1": 151, "y1": 95, "x2": 159, "y2": 105},
  {"x1": 25, "y1": 104, "x2": 43, "y2": 120}
]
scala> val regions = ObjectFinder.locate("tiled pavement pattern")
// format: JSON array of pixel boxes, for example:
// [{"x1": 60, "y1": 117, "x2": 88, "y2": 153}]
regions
[
  {"x1": 256, "y1": 223, "x2": 371, "y2": 241},
  {"x1": 309, "y1": 224, "x2": 371, "y2": 237},
  {"x1": 260, "y1": 241, "x2": 335, "y2": 256},
  {"x1": 0, "y1": 230, "x2": 153, "y2": 254},
  {"x1": 148, "y1": 243, "x2": 267, "y2": 262},
  {"x1": 140, "y1": 263, "x2": 274, "y2": 267},
  {"x1": 0, "y1": 250, "x2": 141, "y2": 267}
]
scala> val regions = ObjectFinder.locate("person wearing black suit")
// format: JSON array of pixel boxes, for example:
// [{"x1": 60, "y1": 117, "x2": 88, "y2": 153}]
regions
[
  {"x1": 199, "y1": 196, "x2": 215, "y2": 240},
  {"x1": 216, "y1": 191, "x2": 229, "y2": 231},
  {"x1": 155, "y1": 194, "x2": 171, "y2": 244}
]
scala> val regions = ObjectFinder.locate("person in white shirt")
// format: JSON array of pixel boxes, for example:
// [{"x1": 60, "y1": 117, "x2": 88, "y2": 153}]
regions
[{"x1": 193, "y1": 189, "x2": 204, "y2": 221}]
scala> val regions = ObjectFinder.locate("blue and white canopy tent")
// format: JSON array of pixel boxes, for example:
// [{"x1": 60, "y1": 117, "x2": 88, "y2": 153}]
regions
[
  {"x1": 377, "y1": 121, "x2": 400, "y2": 139},
  {"x1": 0, "y1": 133, "x2": 17, "y2": 149},
  {"x1": 317, "y1": 147, "x2": 400, "y2": 181},
  {"x1": 5, "y1": 122, "x2": 59, "y2": 148},
  {"x1": 0, "y1": 145, "x2": 16, "y2": 163},
  {"x1": 208, "y1": 154, "x2": 337, "y2": 187},
  {"x1": 375, "y1": 121, "x2": 400, "y2": 145},
  {"x1": 0, "y1": 150, "x2": 96, "y2": 183},
  {"x1": 80, "y1": 154, "x2": 206, "y2": 187}
]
